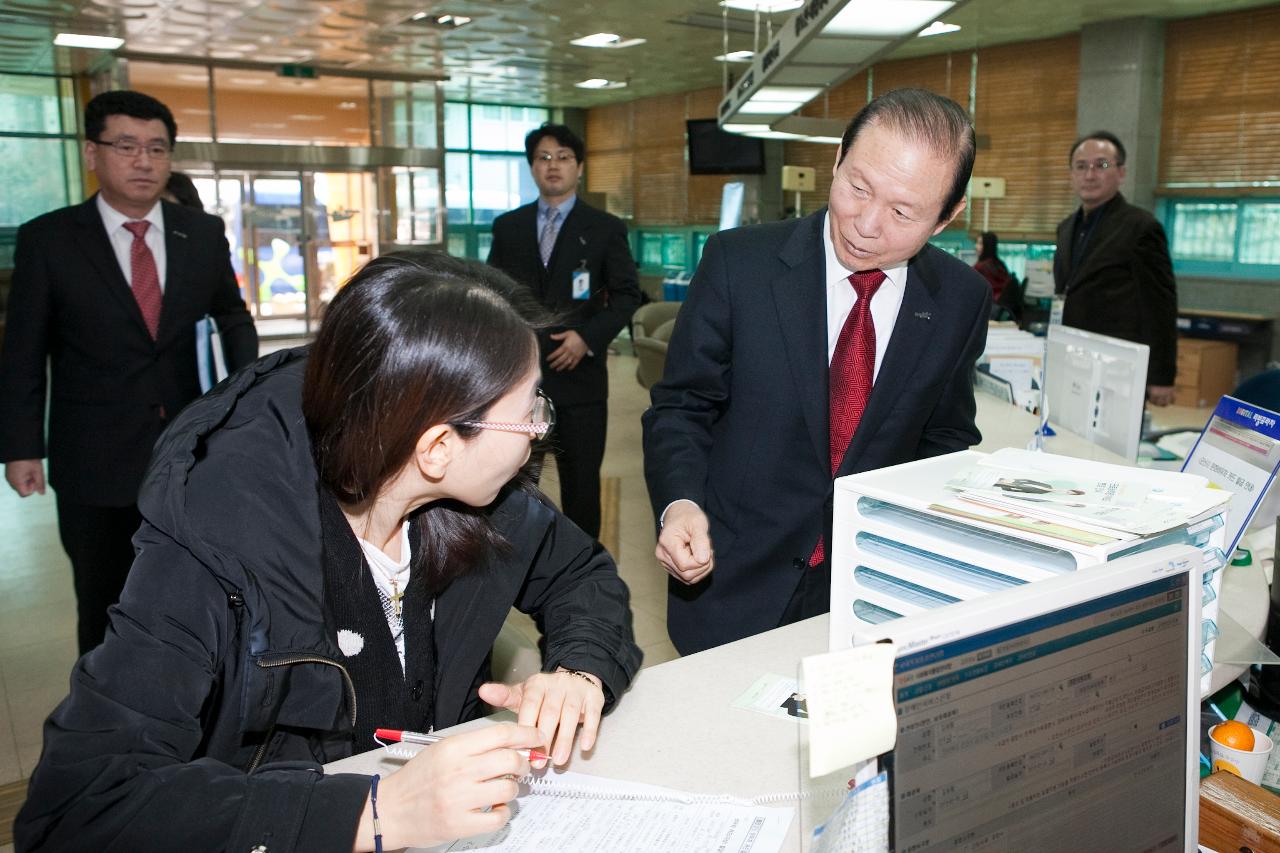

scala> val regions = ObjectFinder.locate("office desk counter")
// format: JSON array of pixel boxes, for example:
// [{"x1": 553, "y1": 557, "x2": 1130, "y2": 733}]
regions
[{"x1": 326, "y1": 616, "x2": 829, "y2": 850}]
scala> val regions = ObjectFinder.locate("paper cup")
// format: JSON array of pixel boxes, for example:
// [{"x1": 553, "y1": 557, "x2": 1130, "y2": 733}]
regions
[{"x1": 1209, "y1": 724, "x2": 1274, "y2": 785}]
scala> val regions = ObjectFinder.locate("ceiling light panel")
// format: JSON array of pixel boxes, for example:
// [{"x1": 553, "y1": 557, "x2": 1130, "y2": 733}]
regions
[
  {"x1": 823, "y1": 1, "x2": 955, "y2": 37},
  {"x1": 720, "y1": 0, "x2": 804, "y2": 12},
  {"x1": 54, "y1": 33, "x2": 124, "y2": 49},
  {"x1": 570, "y1": 33, "x2": 647, "y2": 48}
]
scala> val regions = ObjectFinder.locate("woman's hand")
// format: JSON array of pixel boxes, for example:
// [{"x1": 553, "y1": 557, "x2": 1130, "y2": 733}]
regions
[
  {"x1": 353, "y1": 722, "x2": 544, "y2": 852},
  {"x1": 477, "y1": 668, "x2": 605, "y2": 766}
]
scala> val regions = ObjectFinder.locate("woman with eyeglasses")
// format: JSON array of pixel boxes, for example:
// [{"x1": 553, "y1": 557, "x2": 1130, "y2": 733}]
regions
[{"x1": 16, "y1": 251, "x2": 642, "y2": 853}]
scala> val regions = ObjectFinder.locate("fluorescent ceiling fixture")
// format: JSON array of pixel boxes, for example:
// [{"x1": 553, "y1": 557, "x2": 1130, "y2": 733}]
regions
[
  {"x1": 720, "y1": 0, "x2": 804, "y2": 12},
  {"x1": 750, "y1": 86, "x2": 824, "y2": 102},
  {"x1": 738, "y1": 129, "x2": 807, "y2": 140},
  {"x1": 409, "y1": 12, "x2": 472, "y2": 27},
  {"x1": 723, "y1": 123, "x2": 771, "y2": 133},
  {"x1": 918, "y1": 21, "x2": 961, "y2": 36},
  {"x1": 823, "y1": 0, "x2": 954, "y2": 37},
  {"x1": 54, "y1": 33, "x2": 124, "y2": 49},
  {"x1": 575, "y1": 78, "x2": 627, "y2": 89},
  {"x1": 714, "y1": 50, "x2": 755, "y2": 62},
  {"x1": 570, "y1": 32, "x2": 646, "y2": 48},
  {"x1": 738, "y1": 99, "x2": 805, "y2": 114}
]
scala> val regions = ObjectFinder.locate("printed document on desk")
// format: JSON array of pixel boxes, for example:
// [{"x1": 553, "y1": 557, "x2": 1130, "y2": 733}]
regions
[{"x1": 433, "y1": 769, "x2": 793, "y2": 853}]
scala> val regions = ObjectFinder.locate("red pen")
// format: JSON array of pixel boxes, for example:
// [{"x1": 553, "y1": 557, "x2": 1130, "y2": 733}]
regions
[{"x1": 375, "y1": 728, "x2": 550, "y2": 763}]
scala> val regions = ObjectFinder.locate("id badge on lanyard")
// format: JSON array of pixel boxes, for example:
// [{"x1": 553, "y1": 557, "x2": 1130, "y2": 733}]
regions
[{"x1": 572, "y1": 261, "x2": 590, "y2": 300}]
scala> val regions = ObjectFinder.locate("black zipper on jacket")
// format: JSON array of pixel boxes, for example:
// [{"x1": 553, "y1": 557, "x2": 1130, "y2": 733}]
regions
[{"x1": 243, "y1": 652, "x2": 355, "y2": 774}]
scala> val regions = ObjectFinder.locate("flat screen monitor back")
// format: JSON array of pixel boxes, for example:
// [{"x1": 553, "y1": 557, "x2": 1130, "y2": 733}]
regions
[
  {"x1": 1045, "y1": 324, "x2": 1150, "y2": 462},
  {"x1": 853, "y1": 545, "x2": 1201, "y2": 853}
]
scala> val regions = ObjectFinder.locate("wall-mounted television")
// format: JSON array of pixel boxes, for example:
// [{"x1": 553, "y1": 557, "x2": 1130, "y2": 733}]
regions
[{"x1": 686, "y1": 119, "x2": 766, "y2": 175}]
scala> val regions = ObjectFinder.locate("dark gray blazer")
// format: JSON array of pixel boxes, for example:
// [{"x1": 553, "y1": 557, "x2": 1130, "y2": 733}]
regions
[
  {"x1": 0, "y1": 195, "x2": 258, "y2": 505},
  {"x1": 642, "y1": 209, "x2": 991, "y2": 654}
]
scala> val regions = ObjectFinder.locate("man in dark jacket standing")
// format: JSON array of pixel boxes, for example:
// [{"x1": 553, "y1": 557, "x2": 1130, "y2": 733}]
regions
[
  {"x1": 487, "y1": 123, "x2": 641, "y2": 539},
  {"x1": 1054, "y1": 130, "x2": 1177, "y2": 405},
  {"x1": 0, "y1": 90, "x2": 258, "y2": 654}
]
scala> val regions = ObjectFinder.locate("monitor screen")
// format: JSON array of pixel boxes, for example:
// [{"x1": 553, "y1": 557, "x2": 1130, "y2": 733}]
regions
[
  {"x1": 1045, "y1": 324, "x2": 1150, "y2": 462},
  {"x1": 853, "y1": 546, "x2": 1200, "y2": 852},
  {"x1": 687, "y1": 119, "x2": 766, "y2": 175}
]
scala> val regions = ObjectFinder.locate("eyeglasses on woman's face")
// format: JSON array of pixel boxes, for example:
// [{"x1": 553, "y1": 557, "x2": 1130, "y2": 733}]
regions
[{"x1": 458, "y1": 389, "x2": 555, "y2": 440}]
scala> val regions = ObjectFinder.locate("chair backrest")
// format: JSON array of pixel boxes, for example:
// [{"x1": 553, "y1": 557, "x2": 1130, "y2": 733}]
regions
[
  {"x1": 635, "y1": 318, "x2": 677, "y2": 389},
  {"x1": 632, "y1": 301, "x2": 682, "y2": 339},
  {"x1": 1233, "y1": 368, "x2": 1280, "y2": 412}
]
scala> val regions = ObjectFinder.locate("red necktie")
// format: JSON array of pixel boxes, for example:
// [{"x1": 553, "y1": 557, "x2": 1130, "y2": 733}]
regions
[
  {"x1": 810, "y1": 269, "x2": 886, "y2": 566},
  {"x1": 123, "y1": 221, "x2": 162, "y2": 339}
]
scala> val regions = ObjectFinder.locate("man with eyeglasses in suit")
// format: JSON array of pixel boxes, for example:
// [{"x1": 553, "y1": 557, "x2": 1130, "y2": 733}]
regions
[
  {"x1": 1054, "y1": 131, "x2": 1177, "y2": 406},
  {"x1": 487, "y1": 122, "x2": 641, "y2": 540},
  {"x1": 0, "y1": 89, "x2": 258, "y2": 654}
]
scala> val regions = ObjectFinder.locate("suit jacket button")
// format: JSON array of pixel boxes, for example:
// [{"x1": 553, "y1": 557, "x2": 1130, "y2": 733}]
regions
[
  {"x1": 792, "y1": 558, "x2": 805, "y2": 570},
  {"x1": 410, "y1": 680, "x2": 424, "y2": 701}
]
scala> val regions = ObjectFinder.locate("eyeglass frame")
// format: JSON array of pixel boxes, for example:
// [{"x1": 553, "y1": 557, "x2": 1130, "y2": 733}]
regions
[
  {"x1": 534, "y1": 151, "x2": 577, "y2": 164},
  {"x1": 91, "y1": 137, "x2": 174, "y2": 161},
  {"x1": 1071, "y1": 159, "x2": 1119, "y2": 174},
  {"x1": 457, "y1": 389, "x2": 556, "y2": 439}
]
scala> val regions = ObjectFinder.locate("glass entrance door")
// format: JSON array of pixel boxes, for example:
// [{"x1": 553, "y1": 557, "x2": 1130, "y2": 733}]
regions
[{"x1": 183, "y1": 169, "x2": 379, "y2": 337}]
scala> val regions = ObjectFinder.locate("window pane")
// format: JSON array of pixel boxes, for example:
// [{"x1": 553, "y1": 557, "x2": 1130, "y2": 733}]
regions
[
  {"x1": 470, "y1": 153, "x2": 535, "y2": 224},
  {"x1": 444, "y1": 102, "x2": 469, "y2": 149},
  {"x1": 447, "y1": 231, "x2": 468, "y2": 258},
  {"x1": 1170, "y1": 202, "x2": 1237, "y2": 262},
  {"x1": 1239, "y1": 203, "x2": 1280, "y2": 265},
  {"x1": 0, "y1": 73, "x2": 60, "y2": 133},
  {"x1": 0, "y1": 136, "x2": 76, "y2": 225},
  {"x1": 373, "y1": 81, "x2": 437, "y2": 150},
  {"x1": 412, "y1": 168, "x2": 440, "y2": 243},
  {"x1": 470, "y1": 104, "x2": 548, "y2": 151},
  {"x1": 445, "y1": 152, "x2": 470, "y2": 224}
]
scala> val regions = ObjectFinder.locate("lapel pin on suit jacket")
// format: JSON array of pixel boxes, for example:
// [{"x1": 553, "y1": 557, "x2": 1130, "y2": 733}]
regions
[
  {"x1": 914, "y1": 311, "x2": 932, "y2": 320},
  {"x1": 171, "y1": 229, "x2": 188, "y2": 239},
  {"x1": 579, "y1": 235, "x2": 586, "y2": 245}
]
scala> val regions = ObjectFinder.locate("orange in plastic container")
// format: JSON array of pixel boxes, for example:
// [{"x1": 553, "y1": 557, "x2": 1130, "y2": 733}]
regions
[{"x1": 1211, "y1": 720, "x2": 1256, "y2": 752}]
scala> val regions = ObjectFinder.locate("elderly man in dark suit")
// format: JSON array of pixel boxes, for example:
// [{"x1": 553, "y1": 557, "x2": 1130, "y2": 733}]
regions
[
  {"x1": 643, "y1": 89, "x2": 991, "y2": 656},
  {"x1": 488, "y1": 123, "x2": 641, "y2": 540},
  {"x1": 1054, "y1": 130, "x2": 1177, "y2": 406},
  {"x1": 0, "y1": 90, "x2": 257, "y2": 654}
]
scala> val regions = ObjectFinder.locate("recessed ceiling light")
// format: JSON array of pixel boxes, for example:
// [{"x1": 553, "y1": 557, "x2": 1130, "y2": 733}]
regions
[
  {"x1": 406, "y1": 12, "x2": 472, "y2": 28},
  {"x1": 575, "y1": 78, "x2": 627, "y2": 90},
  {"x1": 714, "y1": 50, "x2": 755, "y2": 62},
  {"x1": 570, "y1": 32, "x2": 646, "y2": 49},
  {"x1": 918, "y1": 21, "x2": 961, "y2": 37},
  {"x1": 719, "y1": 0, "x2": 803, "y2": 12},
  {"x1": 54, "y1": 33, "x2": 124, "y2": 49}
]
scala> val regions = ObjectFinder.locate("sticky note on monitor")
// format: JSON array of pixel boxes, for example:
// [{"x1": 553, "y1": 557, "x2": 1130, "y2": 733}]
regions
[{"x1": 801, "y1": 642, "x2": 897, "y2": 777}]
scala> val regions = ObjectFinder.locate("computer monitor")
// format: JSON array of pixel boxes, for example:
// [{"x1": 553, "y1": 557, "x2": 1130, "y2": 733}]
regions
[
  {"x1": 1045, "y1": 324, "x2": 1150, "y2": 462},
  {"x1": 852, "y1": 544, "x2": 1202, "y2": 852}
]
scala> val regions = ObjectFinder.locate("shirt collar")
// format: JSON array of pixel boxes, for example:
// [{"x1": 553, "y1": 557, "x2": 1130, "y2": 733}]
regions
[
  {"x1": 821, "y1": 210, "x2": 909, "y2": 293},
  {"x1": 539, "y1": 193, "x2": 576, "y2": 219},
  {"x1": 97, "y1": 193, "x2": 164, "y2": 236}
]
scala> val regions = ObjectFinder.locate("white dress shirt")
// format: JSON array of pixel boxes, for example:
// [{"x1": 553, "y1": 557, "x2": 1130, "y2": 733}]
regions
[
  {"x1": 97, "y1": 195, "x2": 167, "y2": 292},
  {"x1": 821, "y1": 210, "x2": 907, "y2": 380}
]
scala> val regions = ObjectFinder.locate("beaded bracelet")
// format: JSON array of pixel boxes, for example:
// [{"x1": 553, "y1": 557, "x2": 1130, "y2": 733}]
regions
[{"x1": 369, "y1": 773, "x2": 383, "y2": 853}]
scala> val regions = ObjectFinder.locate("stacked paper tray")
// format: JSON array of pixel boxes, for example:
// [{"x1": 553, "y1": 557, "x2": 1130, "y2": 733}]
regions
[{"x1": 829, "y1": 449, "x2": 1232, "y2": 695}]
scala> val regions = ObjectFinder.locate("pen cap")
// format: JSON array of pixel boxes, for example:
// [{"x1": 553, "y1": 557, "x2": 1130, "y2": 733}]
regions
[{"x1": 374, "y1": 728, "x2": 402, "y2": 742}]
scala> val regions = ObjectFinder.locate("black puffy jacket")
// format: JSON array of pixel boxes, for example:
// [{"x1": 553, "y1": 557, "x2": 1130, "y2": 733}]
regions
[{"x1": 16, "y1": 348, "x2": 641, "y2": 852}]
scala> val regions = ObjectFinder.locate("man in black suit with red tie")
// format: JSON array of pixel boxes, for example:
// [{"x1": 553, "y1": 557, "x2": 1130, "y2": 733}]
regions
[
  {"x1": 488, "y1": 123, "x2": 641, "y2": 539},
  {"x1": 643, "y1": 89, "x2": 991, "y2": 655},
  {"x1": 0, "y1": 90, "x2": 258, "y2": 654}
]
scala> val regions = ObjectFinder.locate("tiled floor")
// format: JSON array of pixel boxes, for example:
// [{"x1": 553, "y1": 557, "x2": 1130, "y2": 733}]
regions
[{"x1": 0, "y1": 346, "x2": 675, "y2": 813}]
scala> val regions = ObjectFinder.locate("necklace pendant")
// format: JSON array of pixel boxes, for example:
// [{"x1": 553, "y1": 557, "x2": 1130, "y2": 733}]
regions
[{"x1": 390, "y1": 579, "x2": 403, "y2": 618}]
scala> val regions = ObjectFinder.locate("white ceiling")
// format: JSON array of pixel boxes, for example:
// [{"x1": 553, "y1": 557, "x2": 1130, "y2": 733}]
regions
[{"x1": 0, "y1": 0, "x2": 1275, "y2": 107}]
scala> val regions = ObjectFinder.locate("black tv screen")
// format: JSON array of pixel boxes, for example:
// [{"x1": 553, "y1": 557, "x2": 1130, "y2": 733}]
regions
[{"x1": 687, "y1": 119, "x2": 766, "y2": 175}]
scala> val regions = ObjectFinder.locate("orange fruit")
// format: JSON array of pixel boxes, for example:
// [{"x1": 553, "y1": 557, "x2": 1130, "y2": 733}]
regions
[{"x1": 1212, "y1": 720, "x2": 1256, "y2": 751}]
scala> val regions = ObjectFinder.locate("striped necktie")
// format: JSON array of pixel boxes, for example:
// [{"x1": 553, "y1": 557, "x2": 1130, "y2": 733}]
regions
[
  {"x1": 123, "y1": 220, "x2": 163, "y2": 339},
  {"x1": 539, "y1": 206, "x2": 561, "y2": 267}
]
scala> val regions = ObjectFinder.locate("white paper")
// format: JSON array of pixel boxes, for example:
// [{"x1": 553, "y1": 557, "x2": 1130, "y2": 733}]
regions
[
  {"x1": 802, "y1": 643, "x2": 898, "y2": 777},
  {"x1": 437, "y1": 769, "x2": 793, "y2": 853}
]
